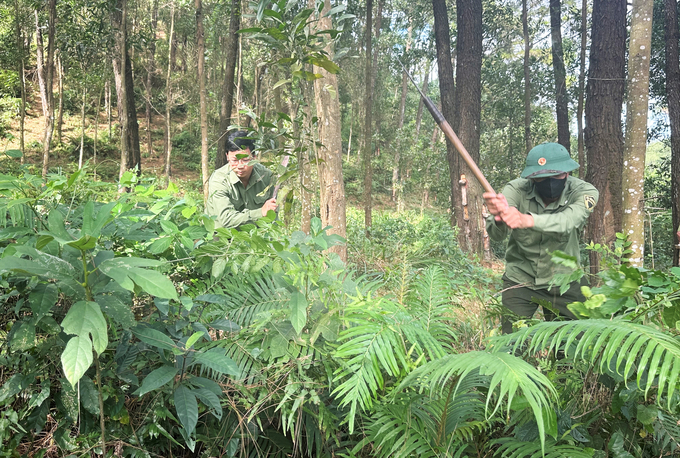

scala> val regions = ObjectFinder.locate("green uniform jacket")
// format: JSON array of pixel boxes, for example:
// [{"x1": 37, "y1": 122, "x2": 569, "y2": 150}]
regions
[
  {"x1": 206, "y1": 162, "x2": 275, "y2": 229},
  {"x1": 486, "y1": 176, "x2": 599, "y2": 289}
]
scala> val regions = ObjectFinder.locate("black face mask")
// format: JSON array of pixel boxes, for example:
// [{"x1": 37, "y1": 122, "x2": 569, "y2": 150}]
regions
[{"x1": 533, "y1": 176, "x2": 567, "y2": 200}]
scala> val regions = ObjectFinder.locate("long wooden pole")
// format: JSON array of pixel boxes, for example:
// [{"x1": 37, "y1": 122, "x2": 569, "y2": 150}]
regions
[{"x1": 400, "y1": 61, "x2": 494, "y2": 194}]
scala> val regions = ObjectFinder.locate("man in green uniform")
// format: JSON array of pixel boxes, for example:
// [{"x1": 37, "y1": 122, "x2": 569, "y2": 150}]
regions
[
  {"x1": 483, "y1": 142, "x2": 599, "y2": 333},
  {"x1": 206, "y1": 131, "x2": 277, "y2": 229}
]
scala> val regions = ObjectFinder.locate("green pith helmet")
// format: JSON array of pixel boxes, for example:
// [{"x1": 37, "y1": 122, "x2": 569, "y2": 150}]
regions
[{"x1": 520, "y1": 142, "x2": 579, "y2": 179}]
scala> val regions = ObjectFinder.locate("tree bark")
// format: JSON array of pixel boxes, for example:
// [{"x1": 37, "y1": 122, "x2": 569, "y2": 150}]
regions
[
  {"x1": 362, "y1": 0, "x2": 374, "y2": 235},
  {"x1": 56, "y1": 55, "x2": 64, "y2": 145},
  {"x1": 522, "y1": 0, "x2": 532, "y2": 153},
  {"x1": 217, "y1": 0, "x2": 241, "y2": 170},
  {"x1": 432, "y1": 0, "x2": 457, "y2": 228},
  {"x1": 15, "y1": 0, "x2": 26, "y2": 163},
  {"x1": 79, "y1": 87, "x2": 86, "y2": 169},
  {"x1": 112, "y1": 0, "x2": 129, "y2": 186},
  {"x1": 196, "y1": 0, "x2": 210, "y2": 201},
  {"x1": 145, "y1": 0, "x2": 158, "y2": 159},
  {"x1": 622, "y1": 0, "x2": 652, "y2": 266},
  {"x1": 665, "y1": 0, "x2": 680, "y2": 266},
  {"x1": 584, "y1": 0, "x2": 626, "y2": 273},
  {"x1": 454, "y1": 0, "x2": 484, "y2": 254},
  {"x1": 576, "y1": 0, "x2": 588, "y2": 179},
  {"x1": 550, "y1": 0, "x2": 571, "y2": 151},
  {"x1": 313, "y1": 0, "x2": 347, "y2": 261},
  {"x1": 415, "y1": 60, "x2": 431, "y2": 137},
  {"x1": 36, "y1": 0, "x2": 56, "y2": 178},
  {"x1": 165, "y1": 2, "x2": 175, "y2": 188}
]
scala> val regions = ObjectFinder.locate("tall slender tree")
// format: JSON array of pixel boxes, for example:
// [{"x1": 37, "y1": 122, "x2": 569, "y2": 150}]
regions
[
  {"x1": 550, "y1": 0, "x2": 570, "y2": 151},
  {"x1": 164, "y1": 2, "x2": 175, "y2": 188},
  {"x1": 196, "y1": 0, "x2": 210, "y2": 200},
  {"x1": 145, "y1": 0, "x2": 158, "y2": 159},
  {"x1": 454, "y1": 0, "x2": 484, "y2": 253},
  {"x1": 576, "y1": 0, "x2": 588, "y2": 178},
  {"x1": 522, "y1": 0, "x2": 532, "y2": 153},
  {"x1": 35, "y1": 0, "x2": 56, "y2": 177},
  {"x1": 584, "y1": 0, "x2": 626, "y2": 273},
  {"x1": 313, "y1": 0, "x2": 347, "y2": 261},
  {"x1": 217, "y1": 0, "x2": 240, "y2": 170},
  {"x1": 363, "y1": 0, "x2": 374, "y2": 234},
  {"x1": 665, "y1": 0, "x2": 680, "y2": 266}
]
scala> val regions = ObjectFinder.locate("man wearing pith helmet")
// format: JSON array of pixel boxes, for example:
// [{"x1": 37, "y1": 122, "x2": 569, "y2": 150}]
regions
[{"x1": 483, "y1": 142, "x2": 599, "y2": 334}]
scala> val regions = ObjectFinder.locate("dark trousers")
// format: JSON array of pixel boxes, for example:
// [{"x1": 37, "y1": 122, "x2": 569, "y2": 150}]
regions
[{"x1": 501, "y1": 276, "x2": 586, "y2": 334}]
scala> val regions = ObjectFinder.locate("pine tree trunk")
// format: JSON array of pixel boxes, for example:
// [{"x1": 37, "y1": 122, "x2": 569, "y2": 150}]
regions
[
  {"x1": 362, "y1": 0, "x2": 374, "y2": 235},
  {"x1": 454, "y1": 0, "x2": 484, "y2": 254},
  {"x1": 522, "y1": 0, "x2": 532, "y2": 153},
  {"x1": 432, "y1": 0, "x2": 457, "y2": 228},
  {"x1": 550, "y1": 0, "x2": 571, "y2": 151},
  {"x1": 313, "y1": 0, "x2": 347, "y2": 261},
  {"x1": 576, "y1": 0, "x2": 588, "y2": 178},
  {"x1": 622, "y1": 0, "x2": 652, "y2": 266},
  {"x1": 217, "y1": 0, "x2": 240, "y2": 170},
  {"x1": 665, "y1": 0, "x2": 680, "y2": 266},
  {"x1": 196, "y1": 0, "x2": 210, "y2": 201},
  {"x1": 584, "y1": 0, "x2": 626, "y2": 273}
]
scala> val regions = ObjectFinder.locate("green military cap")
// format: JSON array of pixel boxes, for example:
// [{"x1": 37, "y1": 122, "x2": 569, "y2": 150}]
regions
[{"x1": 520, "y1": 142, "x2": 579, "y2": 178}]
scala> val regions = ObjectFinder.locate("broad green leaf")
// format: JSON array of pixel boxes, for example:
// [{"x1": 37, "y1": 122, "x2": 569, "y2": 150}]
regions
[
  {"x1": 192, "y1": 387, "x2": 222, "y2": 420},
  {"x1": 29, "y1": 283, "x2": 59, "y2": 319},
  {"x1": 208, "y1": 318, "x2": 240, "y2": 333},
  {"x1": 0, "y1": 257, "x2": 51, "y2": 277},
  {"x1": 47, "y1": 209, "x2": 72, "y2": 242},
  {"x1": 96, "y1": 295, "x2": 136, "y2": 329},
  {"x1": 636, "y1": 404, "x2": 658, "y2": 425},
  {"x1": 132, "y1": 326, "x2": 177, "y2": 351},
  {"x1": 5, "y1": 149, "x2": 22, "y2": 158},
  {"x1": 193, "y1": 348, "x2": 239, "y2": 376},
  {"x1": 61, "y1": 336, "x2": 94, "y2": 388},
  {"x1": 66, "y1": 235, "x2": 96, "y2": 251},
  {"x1": 212, "y1": 256, "x2": 227, "y2": 278},
  {"x1": 99, "y1": 258, "x2": 178, "y2": 300},
  {"x1": 61, "y1": 301, "x2": 108, "y2": 355},
  {"x1": 10, "y1": 321, "x2": 35, "y2": 351},
  {"x1": 79, "y1": 376, "x2": 100, "y2": 416},
  {"x1": 185, "y1": 331, "x2": 204, "y2": 349},
  {"x1": 135, "y1": 365, "x2": 179, "y2": 396},
  {"x1": 608, "y1": 431, "x2": 635, "y2": 458},
  {"x1": 149, "y1": 237, "x2": 173, "y2": 254},
  {"x1": 82, "y1": 201, "x2": 117, "y2": 238},
  {"x1": 174, "y1": 385, "x2": 198, "y2": 435},
  {"x1": 0, "y1": 375, "x2": 24, "y2": 402},
  {"x1": 289, "y1": 292, "x2": 307, "y2": 335},
  {"x1": 28, "y1": 380, "x2": 50, "y2": 409},
  {"x1": 160, "y1": 220, "x2": 179, "y2": 234}
]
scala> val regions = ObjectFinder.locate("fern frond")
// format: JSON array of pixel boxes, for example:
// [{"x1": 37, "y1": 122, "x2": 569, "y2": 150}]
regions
[
  {"x1": 407, "y1": 266, "x2": 459, "y2": 347},
  {"x1": 209, "y1": 269, "x2": 289, "y2": 326},
  {"x1": 491, "y1": 319, "x2": 680, "y2": 408},
  {"x1": 397, "y1": 351, "x2": 557, "y2": 453},
  {"x1": 493, "y1": 438, "x2": 594, "y2": 458},
  {"x1": 655, "y1": 412, "x2": 680, "y2": 453},
  {"x1": 332, "y1": 297, "x2": 446, "y2": 432}
]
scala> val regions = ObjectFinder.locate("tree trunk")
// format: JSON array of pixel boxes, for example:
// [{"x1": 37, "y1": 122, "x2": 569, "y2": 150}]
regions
[
  {"x1": 112, "y1": 0, "x2": 129, "y2": 186},
  {"x1": 432, "y1": 0, "x2": 457, "y2": 228},
  {"x1": 550, "y1": 0, "x2": 571, "y2": 151},
  {"x1": 165, "y1": 2, "x2": 175, "y2": 188},
  {"x1": 95, "y1": 86, "x2": 101, "y2": 173},
  {"x1": 15, "y1": 0, "x2": 26, "y2": 163},
  {"x1": 313, "y1": 0, "x2": 347, "y2": 261},
  {"x1": 146, "y1": 0, "x2": 158, "y2": 159},
  {"x1": 106, "y1": 81, "x2": 112, "y2": 138},
  {"x1": 394, "y1": 18, "x2": 413, "y2": 204},
  {"x1": 522, "y1": 0, "x2": 532, "y2": 153},
  {"x1": 576, "y1": 0, "x2": 588, "y2": 178},
  {"x1": 584, "y1": 0, "x2": 626, "y2": 273},
  {"x1": 415, "y1": 60, "x2": 431, "y2": 137},
  {"x1": 362, "y1": 0, "x2": 374, "y2": 235},
  {"x1": 622, "y1": 0, "x2": 652, "y2": 266},
  {"x1": 36, "y1": 0, "x2": 56, "y2": 178},
  {"x1": 665, "y1": 0, "x2": 680, "y2": 266},
  {"x1": 79, "y1": 87, "x2": 86, "y2": 169},
  {"x1": 217, "y1": 0, "x2": 240, "y2": 170},
  {"x1": 196, "y1": 0, "x2": 210, "y2": 201},
  {"x1": 56, "y1": 55, "x2": 64, "y2": 145},
  {"x1": 454, "y1": 0, "x2": 484, "y2": 254}
]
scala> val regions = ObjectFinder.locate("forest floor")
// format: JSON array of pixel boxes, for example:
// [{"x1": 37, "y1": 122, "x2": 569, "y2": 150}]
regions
[{"x1": 4, "y1": 93, "x2": 198, "y2": 182}]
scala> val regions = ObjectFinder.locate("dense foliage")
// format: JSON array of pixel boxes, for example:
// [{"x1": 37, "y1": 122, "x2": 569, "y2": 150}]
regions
[{"x1": 1, "y1": 165, "x2": 679, "y2": 457}]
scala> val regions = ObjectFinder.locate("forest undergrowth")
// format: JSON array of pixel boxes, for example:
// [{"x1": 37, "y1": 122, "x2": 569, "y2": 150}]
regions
[{"x1": 1, "y1": 159, "x2": 680, "y2": 458}]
